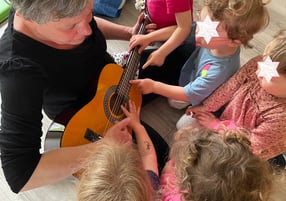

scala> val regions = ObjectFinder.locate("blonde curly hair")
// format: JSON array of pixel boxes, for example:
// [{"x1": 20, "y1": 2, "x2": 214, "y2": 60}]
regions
[
  {"x1": 170, "y1": 127, "x2": 273, "y2": 201},
  {"x1": 77, "y1": 140, "x2": 155, "y2": 201}
]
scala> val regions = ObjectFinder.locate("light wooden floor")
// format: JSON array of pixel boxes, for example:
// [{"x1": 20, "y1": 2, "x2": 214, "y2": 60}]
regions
[{"x1": 1, "y1": 0, "x2": 286, "y2": 200}]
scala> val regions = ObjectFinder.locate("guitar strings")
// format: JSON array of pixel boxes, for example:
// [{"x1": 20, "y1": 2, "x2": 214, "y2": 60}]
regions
[
  {"x1": 103, "y1": 18, "x2": 147, "y2": 135},
  {"x1": 101, "y1": 48, "x2": 139, "y2": 135}
]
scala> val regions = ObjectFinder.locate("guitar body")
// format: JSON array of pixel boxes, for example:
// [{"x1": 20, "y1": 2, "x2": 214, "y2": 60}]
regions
[{"x1": 60, "y1": 63, "x2": 142, "y2": 147}]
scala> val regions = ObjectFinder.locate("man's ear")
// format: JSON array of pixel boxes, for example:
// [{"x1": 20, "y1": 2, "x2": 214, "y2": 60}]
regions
[{"x1": 229, "y1": 40, "x2": 241, "y2": 47}]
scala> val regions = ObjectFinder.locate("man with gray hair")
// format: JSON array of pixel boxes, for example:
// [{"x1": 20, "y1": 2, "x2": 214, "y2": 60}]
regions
[{"x1": 0, "y1": 0, "x2": 172, "y2": 193}]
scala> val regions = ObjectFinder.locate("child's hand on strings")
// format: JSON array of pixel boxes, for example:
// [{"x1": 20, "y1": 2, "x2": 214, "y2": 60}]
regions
[{"x1": 121, "y1": 100, "x2": 142, "y2": 130}]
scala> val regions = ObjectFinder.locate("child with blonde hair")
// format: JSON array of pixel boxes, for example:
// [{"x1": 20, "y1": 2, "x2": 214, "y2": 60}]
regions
[
  {"x1": 77, "y1": 100, "x2": 160, "y2": 201},
  {"x1": 77, "y1": 140, "x2": 155, "y2": 201},
  {"x1": 160, "y1": 127, "x2": 273, "y2": 201},
  {"x1": 183, "y1": 29, "x2": 286, "y2": 165},
  {"x1": 131, "y1": 0, "x2": 269, "y2": 109}
]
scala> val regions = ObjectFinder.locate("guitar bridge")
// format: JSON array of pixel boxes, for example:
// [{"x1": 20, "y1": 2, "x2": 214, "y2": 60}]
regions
[{"x1": 84, "y1": 128, "x2": 102, "y2": 142}]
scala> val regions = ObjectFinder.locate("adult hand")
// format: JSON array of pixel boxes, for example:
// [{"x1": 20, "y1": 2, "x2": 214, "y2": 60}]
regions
[
  {"x1": 132, "y1": 12, "x2": 157, "y2": 35},
  {"x1": 104, "y1": 118, "x2": 132, "y2": 143}
]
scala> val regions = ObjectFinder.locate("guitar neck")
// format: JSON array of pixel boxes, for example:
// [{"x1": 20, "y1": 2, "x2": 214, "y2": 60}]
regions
[
  {"x1": 125, "y1": 13, "x2": 150, "y2": 68},
  {"x1": 117, "y1": 14, "x2": 150, "y2": 97}
]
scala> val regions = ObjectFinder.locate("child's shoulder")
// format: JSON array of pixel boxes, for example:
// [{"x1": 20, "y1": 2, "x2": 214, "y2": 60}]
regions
[
  {"x1": 230, "y1": 55, "x2": 262, "y2": 82},
  {"x1": 241, "y1": 55, "x2": 263, "y2": 71}
]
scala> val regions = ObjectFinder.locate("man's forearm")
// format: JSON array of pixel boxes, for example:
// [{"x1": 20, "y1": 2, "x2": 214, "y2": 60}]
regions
[{"x1": 94, "y1": 17, "x2": 132, "y2": 40}]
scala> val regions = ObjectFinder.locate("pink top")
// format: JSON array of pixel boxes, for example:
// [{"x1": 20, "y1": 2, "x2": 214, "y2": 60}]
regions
[
  {"x1": 146, "y1": 0, "x2": 193, "y2": 29},
  {"x1": 203, "y1": 56, "x2": 286, "y2": 160},
  {"x1": 208, "y1": 119, "x2": 237, "y2": 131},
  {"x1": 160, "y1": 173, "x2": 182, "y2": 201}
]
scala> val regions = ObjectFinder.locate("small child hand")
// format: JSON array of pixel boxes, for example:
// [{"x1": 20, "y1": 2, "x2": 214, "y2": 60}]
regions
[
  {"x1": 193, "y1": 111, "x2": 220, "y2": 130},
  {"x1": 121, "y1": 100, "x2": 141, "y2": 130},
  {"x1": 142, "y1": 50, "x2": 166, "y2": 69},
  {"x1": 130, "y1": 78, "x2": 155, "y2": 94},
  {"x1": 186, "y1": 105, "x2": 206, "y2": 115},
  {"x1": 129, "y1": 34, "x2": 150, "y2": 54}
]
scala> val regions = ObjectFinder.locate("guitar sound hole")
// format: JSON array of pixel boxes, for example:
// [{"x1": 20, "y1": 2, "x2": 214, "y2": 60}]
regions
[{"x1": 109, "y1": 93, "x2": 128, "y2": 117}]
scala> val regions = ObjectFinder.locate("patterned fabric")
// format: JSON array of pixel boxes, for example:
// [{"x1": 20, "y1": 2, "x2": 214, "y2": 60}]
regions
[
  {"x1": 112, "y1": 51, "x2": 129, "y2": 66},
  {"x1": 160, "y1": 173, "x2": 182, "y2": 201},
  {"x1": 208, "y1": 119, "x2": 236, "y2": 131},
  {"x1": 159, "y1": 160, "x2": 186, "y2": 201},
  {"x1": 203, "y1": 56, "x2": 286, "y2": 160}
]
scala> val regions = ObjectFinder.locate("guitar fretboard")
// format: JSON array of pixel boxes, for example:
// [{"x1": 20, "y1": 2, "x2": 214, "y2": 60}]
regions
[{"x1": 116, "y1": 14, "x2": 150, "y2": 99}]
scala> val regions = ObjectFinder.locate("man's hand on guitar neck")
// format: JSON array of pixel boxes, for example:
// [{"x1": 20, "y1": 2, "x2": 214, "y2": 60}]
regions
[
  {"x1": 132, "y1": 12, "x2": 157, "y2": 35},
  {"x1": 94, "y1": 13, "x2": 156, "y2": 41}
]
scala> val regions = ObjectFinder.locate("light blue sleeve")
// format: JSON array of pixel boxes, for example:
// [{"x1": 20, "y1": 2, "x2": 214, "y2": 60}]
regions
[
  {"x1": 184, "y1": 49, "x2": 240, "y2": 106},
  {"x1": 179, "y1": 47, "x2": 201, "y2": 87}
]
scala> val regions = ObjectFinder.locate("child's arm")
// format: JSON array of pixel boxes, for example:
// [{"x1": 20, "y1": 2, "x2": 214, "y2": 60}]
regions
[
  {"x1": 95, "y1": 12, "x2": 157, "y2": 40},
  {"x1": 129, "y1": 25, "x2": 177, "y2": 53},
  {"x1": 142, "y1": 10, "x2": 192, "y2": 69},
  {"x1": 121, "y1": 100, "x2": 158, "y2": 175},
  {"x1": 193, "y1": 111, "x2": 236, "y2": 131},
  {"x1": 130, "y1": 78, "x2": 189, "y2": 101}
]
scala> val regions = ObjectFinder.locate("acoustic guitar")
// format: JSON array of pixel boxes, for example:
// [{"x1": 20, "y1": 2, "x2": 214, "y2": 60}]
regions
[{"x1": 44, "y1": 14, "x2": 150, "y2": 150}]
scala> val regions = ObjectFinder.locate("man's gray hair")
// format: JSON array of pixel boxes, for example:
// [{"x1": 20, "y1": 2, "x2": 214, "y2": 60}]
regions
[{"x1": 6, "y1": 0, "x2": 89, "y2": 24}]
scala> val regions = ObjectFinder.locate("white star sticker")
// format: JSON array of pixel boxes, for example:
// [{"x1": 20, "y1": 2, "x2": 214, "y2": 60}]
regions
[
  {"x1": 196, "y1": 15, "x2": 219, "y2": 44},
  {"x1": 257, "y1": 56, "x2": 280, "y2": 82}
]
